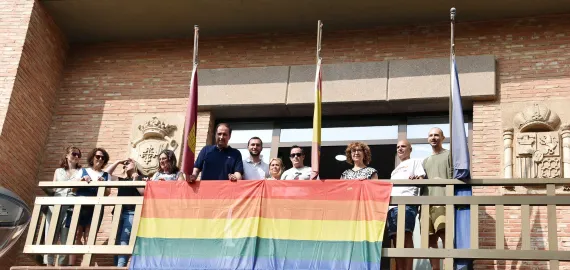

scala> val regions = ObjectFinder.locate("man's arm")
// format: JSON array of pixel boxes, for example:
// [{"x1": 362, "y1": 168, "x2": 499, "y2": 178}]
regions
[
  {"x1": 229, "y1": 151, "x2": 244, "y2": 181},
  {"x1": 188, "y1": 147, "x2": 206, "y2": 182}
]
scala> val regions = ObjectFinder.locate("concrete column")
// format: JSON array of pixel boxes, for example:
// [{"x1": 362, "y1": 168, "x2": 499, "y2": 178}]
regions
[{"x1": 503, "y1": 128, "x2": 514, "y2": 178}]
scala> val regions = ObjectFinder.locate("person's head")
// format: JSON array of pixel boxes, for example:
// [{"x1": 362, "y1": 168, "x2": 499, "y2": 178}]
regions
[
  {"x1": 268, "y1": 158, "x2": 284, "y2": 178},
  {"x1": 428, "y1": 127, "x2": 445, "y2": 149},
  {"x1": 345, "y1": 142, "x2": 372, "y2": 166},
  {"x1": 248, "y1": 137, "x2": 263, "y2": 158},
  {"x1": 396, "y1": 139, "x2": 412, "y2": 161},
  {"x1": 123, "y1": 159, "x2": 143, "y2": 177},
  {"x1": 158, "y1": 149, "x2": 179, "y2": 174},
  {"x1": 215, "y1": 123, "x2": 232, "y2": 148},
  {"x1": 59, "y1": 146, "x2": 82, "y2": 170},
  {"x1": 87, "y1": 148, "x2": 109, "y2": 170},
  {"x1": 289, "y1": 145, "x2": 305, "y2": 168}
]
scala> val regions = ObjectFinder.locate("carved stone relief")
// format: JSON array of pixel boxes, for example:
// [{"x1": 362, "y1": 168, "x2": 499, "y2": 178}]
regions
[
  {"x1": 503, "y1": 103, "x2": 568, "y2": 194},
  {"x1": 128, "y1": 114, "x2": 185, "y2": 176}
]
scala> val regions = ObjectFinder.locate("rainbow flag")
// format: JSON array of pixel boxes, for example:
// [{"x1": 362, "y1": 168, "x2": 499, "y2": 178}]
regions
[{"x1": 130, "y1": 180, "x2": 392, "y2": 270}]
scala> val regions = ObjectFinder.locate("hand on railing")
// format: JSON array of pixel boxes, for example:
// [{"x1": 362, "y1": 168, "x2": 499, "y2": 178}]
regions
[{"x1": 80, "y1": 176, "x2": 92, "y2": 183}]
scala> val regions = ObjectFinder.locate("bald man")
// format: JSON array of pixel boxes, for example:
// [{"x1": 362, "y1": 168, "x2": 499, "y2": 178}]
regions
[
  {"x1": 387, "y1": 139, "x2": 425, "y2": 270},
  {"x1": 422, "y1": 127, "x2": 453, "y2": 270}
]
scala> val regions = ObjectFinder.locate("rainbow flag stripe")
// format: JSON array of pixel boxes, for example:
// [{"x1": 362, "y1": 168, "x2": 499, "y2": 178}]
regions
[{"x1": 130, "y1": 180, "x2": 392, "y2": 270}]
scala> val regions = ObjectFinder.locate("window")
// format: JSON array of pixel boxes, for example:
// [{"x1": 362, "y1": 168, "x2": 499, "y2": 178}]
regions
[
  {"x1": 280, "y1": 125, "x2": 398, "y2": 143},
  {"x1": 410, "y1": 143, "x2": 451, "y2": 160},
  {"x1": 237, "y1": 148, "x2": 271, "y2": 164}
]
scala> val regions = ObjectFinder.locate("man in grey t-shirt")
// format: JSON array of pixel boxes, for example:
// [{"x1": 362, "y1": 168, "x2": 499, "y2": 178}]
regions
[{"x1": 281, "y1": 145, "x2": 312, "y2": 180}]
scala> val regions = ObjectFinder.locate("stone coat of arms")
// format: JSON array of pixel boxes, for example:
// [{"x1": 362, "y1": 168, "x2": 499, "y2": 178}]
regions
[{"x1": 130, "y1": 116, "x2": 182, "y2": 176}]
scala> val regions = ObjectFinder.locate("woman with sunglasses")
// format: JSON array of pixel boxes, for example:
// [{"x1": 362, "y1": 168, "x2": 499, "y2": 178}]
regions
[
  {"x1": 44, "y1": 146, "x2": 82, "y2": 266},
  {"x1": 105, "y1": 157, "x2": 145, "y2": 267},
  {"x1": 68, "y1": 147, "x2": 110, "y2": 266},
  {"x1": 151, "y1": 150, "x2": 183, "y2": 181}
]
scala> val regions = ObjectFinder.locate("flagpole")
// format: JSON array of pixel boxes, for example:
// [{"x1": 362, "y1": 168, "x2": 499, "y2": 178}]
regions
[
  {"x1": 449, "y1": 8, "x2": 456, "y2": 165},
  {"x1": 193, "y1": 25, "x2": 199, "y2": 66},
  {"x1": 181, "y1": 25, "x2": 200, "y2": 178},
  {"x1": 311, "y1": 20, "x2": 323, "y2": 180}
]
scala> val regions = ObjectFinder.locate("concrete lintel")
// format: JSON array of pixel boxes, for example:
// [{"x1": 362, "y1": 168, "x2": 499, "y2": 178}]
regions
[
  {"x1": 198, "y1": 66, "x2": 289, "y2": 106},
  {"x1": 388, "y1": 55, "x2": 496, "y2": 101},
  {"x1": 286, "y1": 61, "x2": 388, "y2": 104}
]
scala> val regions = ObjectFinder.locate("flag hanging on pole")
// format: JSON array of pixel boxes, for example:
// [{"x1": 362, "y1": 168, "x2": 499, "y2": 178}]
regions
[
  {"x1": 311, "y1": 21, "x2": 323, "y2": 180},
  {"x1": 452, "y1": 56, "x2": 473, "y2": 270},
  {"x1": 311, "y1": 59, "x2": 322, "y2": 180},
  {"x1": 181, "y1": 26, "x2": 199, "y2": 176}
]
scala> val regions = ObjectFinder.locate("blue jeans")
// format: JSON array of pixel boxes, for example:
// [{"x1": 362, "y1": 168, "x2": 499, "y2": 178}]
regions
[{"x1": 115, "y1": 209, "x2": 135, "y2": 267}]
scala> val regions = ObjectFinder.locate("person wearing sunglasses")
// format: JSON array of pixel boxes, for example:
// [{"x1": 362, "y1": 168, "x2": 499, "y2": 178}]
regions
[
  {"x1": 104, "y1": 157, "x2": 145, "y2": 267},
  {"x1": 43, "y1": 146, "x2": 82, "y2": 266},
  {"x1": 281, "y1": 145, "x2": 313, "y2": 180},
  {"x1": 68, "y1": 147, "x2": 110, "y2": 266}
]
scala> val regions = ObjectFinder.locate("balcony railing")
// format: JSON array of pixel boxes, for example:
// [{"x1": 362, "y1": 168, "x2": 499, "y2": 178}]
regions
[{"x1": 12, "y1": 178, "x2": 570, "y2": 269}]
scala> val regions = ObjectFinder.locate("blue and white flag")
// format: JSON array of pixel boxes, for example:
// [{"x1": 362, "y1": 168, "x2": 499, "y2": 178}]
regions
[{"x1": 451, "y1": 57, "x2": 472, "y2": 270}]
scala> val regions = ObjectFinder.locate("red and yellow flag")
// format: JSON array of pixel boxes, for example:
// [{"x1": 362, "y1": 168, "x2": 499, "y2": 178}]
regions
[
  {"x1": 311, "y1": 59, "x2": 322, "y2": 179},
  {"x1": 181, "y1": 65, "x2": 198, "y2": 175}
]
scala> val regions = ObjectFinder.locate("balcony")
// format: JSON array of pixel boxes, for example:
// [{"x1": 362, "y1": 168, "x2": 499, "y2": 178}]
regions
[{"x1": 10, "y1": 178, "x2": 570, "y2": 269}]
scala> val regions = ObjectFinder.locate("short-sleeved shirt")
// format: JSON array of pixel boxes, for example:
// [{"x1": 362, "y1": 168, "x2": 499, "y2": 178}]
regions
[
  {"x1": 340, "y1": 167, "x2": 378, "y2": 180},
  {"x1": 53, "y1": 168, "x2": 81, "y2": 196},
  {"x1": 242, "y1": 156, "x2": 269, "y2": 180},
  {"x1": 422, "y1": 149, "x2": 452, "y2": 197},
  {"x1": 281, "y1": 166, "x2": 312, "y2": 180},
  {"x1": 194, "y1": 145, "x2": 244, "y2": 180},
  {"x1": 390, "y1": 158, "x2": 426, "y2": 197}
]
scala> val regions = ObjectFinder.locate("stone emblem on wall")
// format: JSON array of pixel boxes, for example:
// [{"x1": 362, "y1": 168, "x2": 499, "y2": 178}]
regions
[
  {"x1": 503, "y1": 103, "x2": 569, "y2": 193},
  {"x1": 128, "y1": 114, "x2": 185, "y2": 176}
]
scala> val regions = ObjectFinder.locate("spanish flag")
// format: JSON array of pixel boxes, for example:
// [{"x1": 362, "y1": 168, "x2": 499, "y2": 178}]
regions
[
  {"x1": 311, "y1": 59, "x2": 322, "y2": 180},
  {"x1": 181, "y1": 64, "x2": 198, "y2": 175}
]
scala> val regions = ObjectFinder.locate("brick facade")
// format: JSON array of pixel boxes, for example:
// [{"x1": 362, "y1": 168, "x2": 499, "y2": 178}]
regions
[
  {"x1": 0, "y1": 1, "x2": 67, "y2": 269},
  {"x1": 1, "y1": 3, "x2": 570, "y2": 269}
]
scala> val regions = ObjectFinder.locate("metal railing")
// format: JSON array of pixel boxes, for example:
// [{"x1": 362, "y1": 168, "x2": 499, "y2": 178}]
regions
[{"x1": 14, "y1": 178, "x2": 570, "y2": 269}]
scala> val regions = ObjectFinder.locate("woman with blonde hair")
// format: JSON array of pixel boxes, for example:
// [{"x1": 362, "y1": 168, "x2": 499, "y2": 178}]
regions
[
  {"x1": 267, "y1": 158, "x2": 284, "y2": 180},
  {"x1": 340, "y1": 142, "x2": 378, "y2": 180}
]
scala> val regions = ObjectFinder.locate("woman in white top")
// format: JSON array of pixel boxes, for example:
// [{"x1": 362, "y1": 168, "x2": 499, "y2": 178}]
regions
[
  {"x1": 44, "y1": 146, "x2": 82, "y2": 266},
  {"x1": 69, "y1": 148, "x2": 111, "y2": 266},
  {"x1": 267, "y1": 158, "x2": 284, "y2": 180},
  {"x1": 151, "y1": 150, "x2": 184, "y2": 181}
]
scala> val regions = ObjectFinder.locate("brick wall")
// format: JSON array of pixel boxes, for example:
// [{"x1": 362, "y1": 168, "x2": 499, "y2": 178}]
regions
[
  {"x1": 29, "y1": 13, "x2": 570, "y2": 269},
  {"x1": 0, "y1": 1, "x2": 67, "y2": 269},
  {"x1": 0, "y1": 0, "x2": 34, "y2": 133}
]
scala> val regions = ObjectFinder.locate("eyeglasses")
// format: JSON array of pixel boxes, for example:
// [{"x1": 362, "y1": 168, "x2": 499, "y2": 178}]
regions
[
  {"x1": 94, "y1": 155, "x2": 104, "y2": 160},
  {"x1": 289, "y1": 153, "x2": 303, "y2": 158},
  {"x1": 351, "y1": 149, "x2": 363, "y2": 153},
  {"x1": 71, "y1": 152, "x2": 81, "y2": 158}
]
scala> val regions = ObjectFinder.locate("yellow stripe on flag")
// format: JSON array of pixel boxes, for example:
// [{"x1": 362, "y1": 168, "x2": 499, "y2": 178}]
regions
[{"x1": 138, "y1": 217, "x2": 385, "y2": 242}]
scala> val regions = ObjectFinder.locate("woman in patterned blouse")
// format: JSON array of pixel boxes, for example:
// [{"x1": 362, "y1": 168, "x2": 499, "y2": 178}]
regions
[{"x1": 340, "y1": 142, "x2": 378, "y2": 180}]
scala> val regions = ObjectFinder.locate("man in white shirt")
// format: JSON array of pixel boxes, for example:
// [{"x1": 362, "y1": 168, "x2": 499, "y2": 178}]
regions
[
  {"x1": 281, "y1": 145, "x2": 312, "y2": 180},
  {"x1": 242, "y1": 137, "x2": 269, "y2": 180},
  {"x1": 388, "y1": 139, "x2": 425, "y2": 270}
]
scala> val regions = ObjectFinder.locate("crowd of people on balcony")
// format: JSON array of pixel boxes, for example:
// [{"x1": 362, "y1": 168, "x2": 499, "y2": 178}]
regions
[{"x1": 44, "y1": 122, "x2": 451, "y2": 270}]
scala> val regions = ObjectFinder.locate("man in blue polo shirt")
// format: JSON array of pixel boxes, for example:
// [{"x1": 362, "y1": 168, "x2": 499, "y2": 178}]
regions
[{"x1": 188, "y1": 123, "x2": 244, "y2": 181}]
